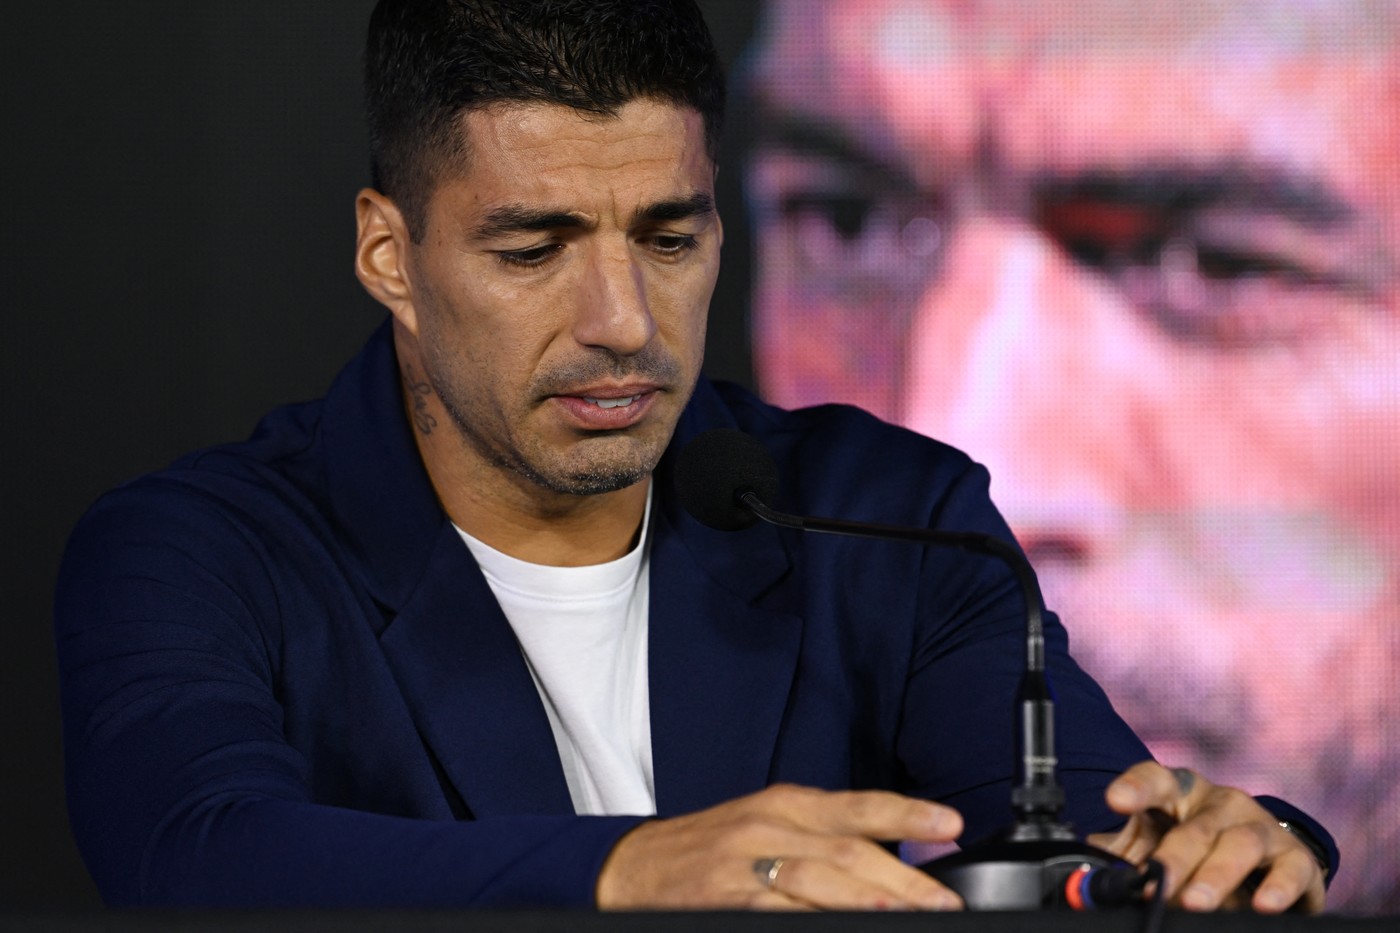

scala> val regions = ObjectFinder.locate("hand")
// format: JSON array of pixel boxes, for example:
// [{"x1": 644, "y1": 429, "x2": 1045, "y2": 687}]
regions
[
  {"x1": 595, "y1": 783, "x2": 964, "y2": 910},
  {"x1": 1087, "y1": 761, "x2": 1326, "y2": 914}
]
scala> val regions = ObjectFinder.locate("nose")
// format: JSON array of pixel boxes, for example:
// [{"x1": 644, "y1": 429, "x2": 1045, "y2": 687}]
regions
[
  {"x1": 899, "y1": 217, "x2": 1167, "y2": 564},
  {"x1": 571, "y1": 242, "x2": 657, "y2": 357}
]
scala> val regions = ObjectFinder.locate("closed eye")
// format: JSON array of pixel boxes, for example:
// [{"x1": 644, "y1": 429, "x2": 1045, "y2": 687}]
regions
[
  {"x1": 646, "y1": 233, "x2": 699, "y2": 256},
  {"x1": 495, "y1": 243, "x2": 565, "y2": 268}
]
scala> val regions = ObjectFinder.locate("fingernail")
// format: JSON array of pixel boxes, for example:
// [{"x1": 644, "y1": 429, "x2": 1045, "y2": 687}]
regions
[
  {"x1": 1107, "y1": 783, "x2": 1142, "y2": 809},
  {"x1": 934, "y1": 892, "x2": 963, "y2": 911},
  {"x1": 917, "y1": 890, "x2": 961, "y2": 911},
  {"x1": 921, "y1": 803, "x2": 958, "y2": 834},
  {"x1": 1182, "y1": 883, "x2": 1216, "y2": 911},
  {"x1": 1256, "y1": 887, "x2": 1289, "y2": 913}
]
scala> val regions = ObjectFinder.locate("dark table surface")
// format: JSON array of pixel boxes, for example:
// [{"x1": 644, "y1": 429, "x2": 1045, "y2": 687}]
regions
[{"x1": 4, "y1": 911, "x2": 1397, "y2": 933}]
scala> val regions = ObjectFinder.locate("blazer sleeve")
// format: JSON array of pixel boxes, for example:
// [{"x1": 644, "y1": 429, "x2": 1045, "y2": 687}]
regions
[{"x1": 54, "y1": 480, "x2": 646, "y2": 907}]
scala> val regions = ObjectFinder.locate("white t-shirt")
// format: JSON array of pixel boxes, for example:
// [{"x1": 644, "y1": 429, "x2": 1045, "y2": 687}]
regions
[{"x1": 454, "y1": 495, "x2": 655, "y2": 816}]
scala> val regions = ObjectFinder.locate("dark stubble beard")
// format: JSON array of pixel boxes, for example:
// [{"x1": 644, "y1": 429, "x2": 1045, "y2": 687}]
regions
[
  {"x1": 503, "y1": 443, "x2": 654, "y2": 497},
  {"x1": 431, "y1": 341, "x2": 689, "y2": 497}
]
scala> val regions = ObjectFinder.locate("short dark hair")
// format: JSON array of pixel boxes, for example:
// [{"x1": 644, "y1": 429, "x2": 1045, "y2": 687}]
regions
[{"x1": 365, "y1": 0, "x2": 726, "y2": 240}]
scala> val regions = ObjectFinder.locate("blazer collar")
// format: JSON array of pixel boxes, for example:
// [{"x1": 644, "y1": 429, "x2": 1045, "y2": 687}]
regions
[{"x1": 321, "y1": 320, "x2": 444, "y2": 617}]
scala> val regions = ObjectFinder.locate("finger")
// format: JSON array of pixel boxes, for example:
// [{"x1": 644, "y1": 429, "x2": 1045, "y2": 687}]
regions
[
  {"x1": 755, "y1": 784, "x2": 963, "y2": 844},
  {"x1": 1146, "y1": 795, "x2": 1250, "y2": 904},
  {"x1": 1251, "y1": 846, "x2": 1327, "y2": 915},
  {"x1": 767, "y1": 828, "x2": 963, "y2": 910},
  {"x1": 759, "y1": 855, "x2": 954, "y2": 911},
  {"x1": 1105, "y1": 762, "x2": 1202, "y2": 818},
  {"x1": 748, "y1": 889, "x2": 817, "y2": 911},
  {"x1": 1172, "y1": 820, "x2": 1271, "y2": 910},
  {"x1": 1088, "y1": 808, "x2": 1176, "y2": 865}
]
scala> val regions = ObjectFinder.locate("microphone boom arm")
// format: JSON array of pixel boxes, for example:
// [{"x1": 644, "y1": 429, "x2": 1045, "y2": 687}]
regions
[
  {"x1": 739, "y1": 491, "x2": 1065, "y2": 825},
  {"x1": 739, "y1": 493, "x2": 1045, "y2": 671}
]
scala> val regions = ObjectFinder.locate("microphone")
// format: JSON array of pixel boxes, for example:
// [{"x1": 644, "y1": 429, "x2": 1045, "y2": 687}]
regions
[{"x1": 674, "y1": 428, "x2": 1151, "y2": 911}]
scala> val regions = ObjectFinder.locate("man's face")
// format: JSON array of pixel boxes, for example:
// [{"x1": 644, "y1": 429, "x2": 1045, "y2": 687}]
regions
[
  {"x1": 402, "y1": 99, "x2": 721, "y2": 500},
  {"x1": 747, "y1": 0, "x2": 1400, "y2": 909}
]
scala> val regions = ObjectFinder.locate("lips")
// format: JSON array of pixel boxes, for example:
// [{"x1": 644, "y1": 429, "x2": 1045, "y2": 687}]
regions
[
  {"x1": 552, "y1": 385, "x2": 659, "y2": 430},
  {"x1": 583, "y1": 395, "x2": 640, "y2": 409}
]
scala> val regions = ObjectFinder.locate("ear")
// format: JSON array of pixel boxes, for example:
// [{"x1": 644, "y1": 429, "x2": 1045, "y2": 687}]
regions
[{"x1": 355, "y1": 188, "x2": 419, "y2": 335}]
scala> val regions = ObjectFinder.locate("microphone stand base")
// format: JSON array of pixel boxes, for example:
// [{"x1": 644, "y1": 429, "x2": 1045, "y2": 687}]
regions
[{"x1": 919, "y1": 836, "x2": 1131, "y2": 910}]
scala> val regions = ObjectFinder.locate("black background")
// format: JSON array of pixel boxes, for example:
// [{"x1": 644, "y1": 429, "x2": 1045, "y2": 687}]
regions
[{"x1": 0, "y1": 0, "x2": 761, "y2": 906}]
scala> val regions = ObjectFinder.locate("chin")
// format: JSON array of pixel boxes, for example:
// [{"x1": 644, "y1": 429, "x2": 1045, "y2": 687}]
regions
[
  {"x1": 545, "y1": 466, "x2": 651, "y2": 497},
  {"x1": 526, "y1": 438, "x2": 660, "y2": 497}
]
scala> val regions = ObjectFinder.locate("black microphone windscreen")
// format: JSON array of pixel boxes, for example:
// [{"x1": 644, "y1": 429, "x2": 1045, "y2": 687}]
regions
[{"x1": 674, "y1": 429, "x2": 780, "y2": 531}]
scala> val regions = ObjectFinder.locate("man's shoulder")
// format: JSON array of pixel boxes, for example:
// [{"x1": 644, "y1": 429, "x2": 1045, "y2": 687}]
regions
[
  {"x1": 63, "y1": 321, "x2": 405, "y2": 580},
  {"x1": 83, "y1": 394, "x2": 329, "y2": 532},
  {"x1": 79, "y1": 321, "x2": 400, "y2": 527},
  {"x1": 60, "y1": 395, "x2": 336, "y2": 609}
]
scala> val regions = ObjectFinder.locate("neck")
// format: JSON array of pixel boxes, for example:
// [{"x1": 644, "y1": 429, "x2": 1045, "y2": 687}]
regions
[
  {"x1": 445, "y1": 475, "x2": 651, "y2": 567},
  {"x1": 396, "y1": 339, "x2": 651, "y2": 568}
]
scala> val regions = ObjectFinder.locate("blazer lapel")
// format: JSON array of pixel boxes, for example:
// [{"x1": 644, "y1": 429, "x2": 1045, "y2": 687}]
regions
[
  {"x1": 321, "y1": 324, "x2": 571, "y2": 817},
  {"x1": 646, "y1": 487, "x2": 803, "y2": 817},
  {"x1": 378, "y1": 522, "x2": 574, "y2": 817}
]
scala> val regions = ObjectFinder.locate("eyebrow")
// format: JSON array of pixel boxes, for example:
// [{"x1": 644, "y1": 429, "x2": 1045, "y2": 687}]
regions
[
  {"x1": 1034, "y1": 167, "x2": 1355, "y2": 229},
  {"x1": 752, "y1": 109, "x2": 1355, "y2": 230},
  {"x1": 471, "y1": 193, "x2": 716, "y2": 241},
  {"x1": 750, "y1": 111, "x2": 920, "y2": 193},
  {"x1": 635, "y1": 192, "x2": 716, "y2": 225},
  {"x1": 471, "y1": 206, "x2": 587, "y2": 241}
]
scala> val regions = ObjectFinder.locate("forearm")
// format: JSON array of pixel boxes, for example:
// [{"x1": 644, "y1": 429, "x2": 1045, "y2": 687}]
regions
[{"x1": 79, "y1": 793, "x2": 643, "y2": 907}]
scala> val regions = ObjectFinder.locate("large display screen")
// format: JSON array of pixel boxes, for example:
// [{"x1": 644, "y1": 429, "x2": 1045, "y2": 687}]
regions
[{"x1": 739, "y1": 0, "x2": 1400, "y2": 912}]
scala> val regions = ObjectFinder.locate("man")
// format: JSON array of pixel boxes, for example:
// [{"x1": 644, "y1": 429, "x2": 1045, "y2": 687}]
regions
[
  {"x1": 744, "y1": 0, "x2": 1399, "y2": 913},
  {"x1": 56, "y1": 0, "x2": 1331, "y2": 912}
]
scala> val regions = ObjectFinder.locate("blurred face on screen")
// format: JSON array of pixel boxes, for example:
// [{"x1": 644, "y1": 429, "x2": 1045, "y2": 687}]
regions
[{"x1": 746, "y1": 0, "x2": 1400, "y2": 910}]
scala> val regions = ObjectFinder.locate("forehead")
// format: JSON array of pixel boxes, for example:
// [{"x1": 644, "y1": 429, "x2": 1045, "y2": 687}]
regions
[
  {"x1": 438, "y1": 99, "x2": 715, "y2": 211},
  {"x1": 752, "y1": 0, "x2": 1400, "y2": 212}
]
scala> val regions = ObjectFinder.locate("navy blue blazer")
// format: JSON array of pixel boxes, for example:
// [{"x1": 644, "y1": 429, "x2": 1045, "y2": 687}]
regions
[{"x1": 54, "y1": 322, "x2": 1327, "y2": 907}]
